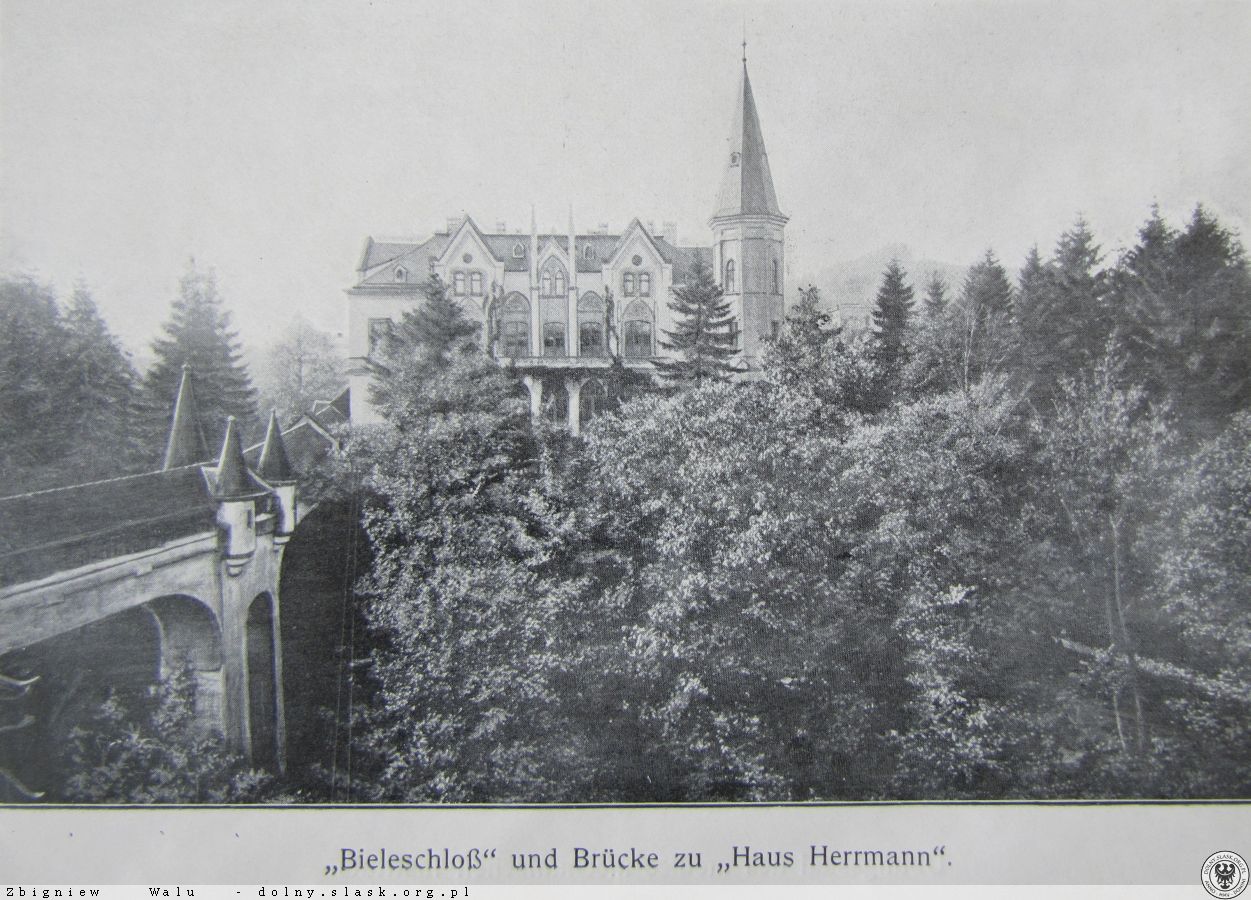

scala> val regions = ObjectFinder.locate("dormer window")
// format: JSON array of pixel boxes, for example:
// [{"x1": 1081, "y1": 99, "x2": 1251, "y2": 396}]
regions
[
  {"x1": 730, "y1": 151, "x2": 741, "y2": 166},
  {"x1": 394, "y1": 266, "x2": 407, "y2": 282},
  {"x1": 513, "y1": 242, "x2": 525, "y2": 259},
  {"x1": 583, "y1": 244, "x2": 594, "y2": 260}
]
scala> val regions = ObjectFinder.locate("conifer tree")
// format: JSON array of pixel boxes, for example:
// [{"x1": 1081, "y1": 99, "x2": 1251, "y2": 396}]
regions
[
  {"x1": 60, "y1": 285, "x2": 143, "y2": 479},
  {"x1": 655, "y1": 255, "x2": 740, "y2": 385},
  {"x1": 142, "y1": 261, "x2": 258, "y2": 458},
  {"x1": 869, "y1": 260, "x2": 915, "y2": 403},
  {"x1": 398, "y1": 274, "x2": 480, "y2": 365},
  {"x1": 923, "y1": 272, "x2": 949, "y2": 318},
  {"x1": 951, "y1": 249, "x2": 1016, "y2": 391}
]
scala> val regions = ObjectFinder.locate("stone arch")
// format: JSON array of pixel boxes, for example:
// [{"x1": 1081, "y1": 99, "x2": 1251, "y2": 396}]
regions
[
  {"x1": 623, "y1": 299, "x2": 654, "y2": 358},
  {"x1": 246, "y1": 592, "x2": 280, "y2": 770},
  {"x1": 542, "y1": 378, "x2": 569, "y2": 426},
  {"x1": 147, "y1": 594, "x2": 221, "y2": 673},
  {"x1": 579, "y1": 378, "x2": 610, "y2": 426},
  {"x1": 578, "y1": 292, "x2": 606, "y2": 357},
  {"x1": 495, "y1": 292, "x2": 531, "y2": 358}
]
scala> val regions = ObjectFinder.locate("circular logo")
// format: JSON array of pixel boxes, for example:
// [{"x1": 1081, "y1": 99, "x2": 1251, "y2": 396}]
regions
[
  {"x1": 462, "y1": 253, "x2": 473, "y2": 264},
  {"x1": 1203, "y1": 851, "x2": 1249, "y2": 898}
]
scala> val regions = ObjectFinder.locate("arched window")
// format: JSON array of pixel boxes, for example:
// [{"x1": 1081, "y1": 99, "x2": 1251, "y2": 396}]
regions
[
  {"x1": 541, "y1": 271, "x2": 553, "y2": 296},
  {"x1": 554, "y1": 272, "x2": 566, "y2": 296},
  {"x1": 639, "y1": 273, "x2": 651, "y2": 297},
  {"x1": 543, "y1": 322, "x2": 566, "y2": 357},
  {"x1": 454, "y1": 271, "x2": 466, "y2": 295},
  {"x1": 579, "y1": 379, "x2": 610, "y2": 426},
  {"x1": 584, "y1": 244, "x2": 595, "y2": 260},
  {"x1": 724, "y1": 259, "x2": 736, "y2": 294},
  {"x1": 512, "y1": 242, "x2": 525, "y2": 259},
  {"x1": 578, "y1": 292, "x2": 606, "y2": 357},
  {"x1": 772, "y1": 260, "x2": 780, "y2": 294},
  {"x1": 470, "y1": 272, "x2": 483, "y2": 296},
  {"x1": 623, "y1": 272, "x2": 636, "y2": 296},
  {"x1": 730, "y1": 151, "x2": 741, "y2": 166},
  {"x1": 623, "y1": 299, "x2": 653, "y2": 358},
  {"x1": 394, "y1": 266, "x2": 407, "y2": 282},
  {"x1": 496, "y1": 294, "x2": 531, "y2": 357}
]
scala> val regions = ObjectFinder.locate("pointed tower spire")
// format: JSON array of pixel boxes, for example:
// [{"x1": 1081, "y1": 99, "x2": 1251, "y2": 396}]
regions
[
  {"x1": 213, "y1": 416, "x2": 255, "y2": 499},
  {"x1": 711, "y1": 61, "x2": 785, "y2": 222},
  {"x1": 163, "y1": 364, "x2": 209, "y2": 470},
  {"x1": 257, "y1": 410, "x2": 295, "y2": 483}
]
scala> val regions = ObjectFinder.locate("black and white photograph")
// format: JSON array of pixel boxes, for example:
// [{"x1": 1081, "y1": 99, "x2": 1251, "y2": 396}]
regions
[{"x1": 1, "y1": 0, "x2": 1249, "y2": 834}]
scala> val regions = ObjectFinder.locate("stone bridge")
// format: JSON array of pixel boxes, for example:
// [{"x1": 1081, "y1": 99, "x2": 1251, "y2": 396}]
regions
[{"x1": 0, "y1": 371, "x2": 340, "y2": 795}]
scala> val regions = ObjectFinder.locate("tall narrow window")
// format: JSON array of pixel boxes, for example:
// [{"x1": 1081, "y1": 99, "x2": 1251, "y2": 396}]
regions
[
  {"x1": 541, "y1": 272, "x2": 553, "y2": 296},
  {"x1": 639, "y1": 273, "x2": 651, "y2": 297},
  {"x1": 512, "y1": 242, "x2": 525, "y2": 259},
  {"x1": 454, "y1": 272, "x2": 466, "y2": 296},
  {"x1": 725, "y1": 260, "x2": 736, "y2": 294},
  {"x1": 543, "y1": 322, "x2": 566, "y2": 357},
  {"x1": 470, "y1": 272, "x2": 483, "y2": 296},
  {"x1": 772, "y1": 260, "x2": 780, "y2": 294},
  {"x1": 554, "y1": 272, "x2": 565, "y2": 296},
  {"x1": 623, "y1": 273, "x2": 636, "y2": 296},
  {"x1": 394, "y1": 266, "x2": 407, "y2": 282}
]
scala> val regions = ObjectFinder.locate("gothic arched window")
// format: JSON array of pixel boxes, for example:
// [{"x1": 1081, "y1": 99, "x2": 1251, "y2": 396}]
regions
[
  {"x1": 578, "y1": 293, "x2": 606, "y2": 357},
  {"x1": 541, "y1": 271, "x2": 553, "y2": 296},
  {"x1": 554, "y1": 272, "x2": 566, "y2": 296},
  {"x1": 725, "y1": 259, "x2": 736, "y2": 294},
  {"x1": 623, "y1": 299, "x2": 653, "y2": 358},
  {"x1": 496, "y1": 294, "x2": 530, "y2": 358},
  {"x1": 772, "y1": 260, "x2": 779, "y2": 294}
]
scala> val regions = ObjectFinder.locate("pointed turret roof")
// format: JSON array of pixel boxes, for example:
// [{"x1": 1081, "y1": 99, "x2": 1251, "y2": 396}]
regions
[
  {"x1": 257, "y1": 410, "x2": 296, "y2": 483},
  {"x1": 163, "y1": 364, "x2": 209, "y2": 470},
  {"x1": 213, "y1": 416, "x2": 259, "y2": 499},
  {"x1": 711, "y1": 62, "x2": 785, "y2": 221}
]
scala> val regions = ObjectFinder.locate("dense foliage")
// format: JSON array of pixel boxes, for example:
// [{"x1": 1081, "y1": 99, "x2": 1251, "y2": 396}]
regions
[{"x1": 340, "y1": 203, "x2": 1251, "y2": 801}]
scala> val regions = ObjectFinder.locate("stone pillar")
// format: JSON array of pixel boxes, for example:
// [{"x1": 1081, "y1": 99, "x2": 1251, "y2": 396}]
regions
[
  {"x1": 566, "y1": 378, "x2": 586, "y2": 437},
  {"x1": 217, "y1": 568, "x2": 250, "y2": 755},
  {"x1": 269, "y1": 563, "x2": 288, "y2": 774},
  {"x1": 522, "y1": 374, "x2": 543, "y2": 420}
]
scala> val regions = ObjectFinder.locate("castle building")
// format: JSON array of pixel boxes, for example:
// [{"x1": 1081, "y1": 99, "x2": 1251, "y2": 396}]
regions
[{"x1": 345, "y1": 57, "x2": 787, "y2": 433}]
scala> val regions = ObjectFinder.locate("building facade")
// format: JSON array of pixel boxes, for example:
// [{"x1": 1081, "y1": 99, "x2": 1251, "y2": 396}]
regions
[{"x1": 345, "y1": 59, "x2": 786, "y2": 433}]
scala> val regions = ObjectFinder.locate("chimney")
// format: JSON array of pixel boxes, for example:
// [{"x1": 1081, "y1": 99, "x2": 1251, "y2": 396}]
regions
[
  {"x1": 445, "y1": 215, "x2": 463, "y2": 234},
  {"x1": 495, "y1": 221, "x2": 507, "y2": 232},
  {"x1": 663, "y1": 221, "x2": 678, "y2": 245},
  {"x1": 647, "y1": 220, "x2": 656, "y2": 234}
]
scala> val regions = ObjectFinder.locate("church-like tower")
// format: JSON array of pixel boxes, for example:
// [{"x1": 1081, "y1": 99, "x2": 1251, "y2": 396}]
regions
[{"x1": 709, "y1": 57, "x2": 787, "y2": 367}]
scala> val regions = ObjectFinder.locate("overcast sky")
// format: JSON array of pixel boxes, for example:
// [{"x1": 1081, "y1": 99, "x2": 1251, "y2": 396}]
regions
[{"x1": 3, "y1": 0, "x2": 1248, "y2": 358}]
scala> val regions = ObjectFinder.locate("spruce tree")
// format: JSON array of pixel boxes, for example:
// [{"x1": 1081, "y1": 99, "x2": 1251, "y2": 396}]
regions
[
  {"x1": 655, "y1": 255, "x2": 740, "y2": 385},
  {"x1": 923, "y1": 272, "x2": 949, "y2": 318},
  {"x1": 951, "y1": 249, "x2": 1016, "y2": 391},
  {"x1": 764, "y1": 284, "x2": 841, "y2": 390},
  {"x1": 869, "y1": 259, "x2": 915, "y2": 397},
  {"x1": 397, "y1": 274, "x2": 480, "y2": 364},
  {"x1": 143, "y1": 260, "x2": 258, "y2": 459},
  {"x1": 61, "y1": 285, "x2": 143, "y2": 479}
]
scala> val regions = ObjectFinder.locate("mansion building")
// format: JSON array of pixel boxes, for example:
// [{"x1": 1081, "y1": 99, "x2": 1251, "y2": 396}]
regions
[{"x1": 345, "y1": 58, "x2": 787, "y2": 433}]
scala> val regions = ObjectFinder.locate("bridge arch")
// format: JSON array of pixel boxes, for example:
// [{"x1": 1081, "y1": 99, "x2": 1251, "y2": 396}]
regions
[
  {"x1": 146, "y1": 594, "x2": 223, "y2": 732},
  {"x1": 246, "y1": 592, "x2": 281, "y2": 770}
]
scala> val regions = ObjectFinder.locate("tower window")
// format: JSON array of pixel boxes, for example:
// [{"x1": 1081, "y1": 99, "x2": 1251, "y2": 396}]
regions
[
  {"x1": 470, "y1": 272, "x2": 483, "y2": 295},
  {"x1": 512, "y1": 242, "x2": 525, "y2": 259},
  {"x1": 772, "y1": 260, "x2": 780, "y2": 294},
  {"x1": 725, "y1": 259, "x2": 736, "y2": 294},
  {"x1": 730, "y1": 151, "x2": 741, "y2": 166},
  {"x1": 454, "y1": 272, "x2": 466, "y2": 295},
  {"x1": 623, "y1": 273, "x2": 636, "y2": 296},
  {"x1": 639, "y1": 273, "x2": 651, "y2": 297}
]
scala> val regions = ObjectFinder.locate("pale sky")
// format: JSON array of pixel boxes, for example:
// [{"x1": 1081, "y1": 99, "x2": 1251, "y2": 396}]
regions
[{"x1": 2, "y1": 0, "x2": 1248, "y2": 359}]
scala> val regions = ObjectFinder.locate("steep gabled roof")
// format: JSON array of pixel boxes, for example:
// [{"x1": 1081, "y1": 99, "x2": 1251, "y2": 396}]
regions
[{"x1": 712, "y1": 63, "x2": 785, "y2": 221}]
